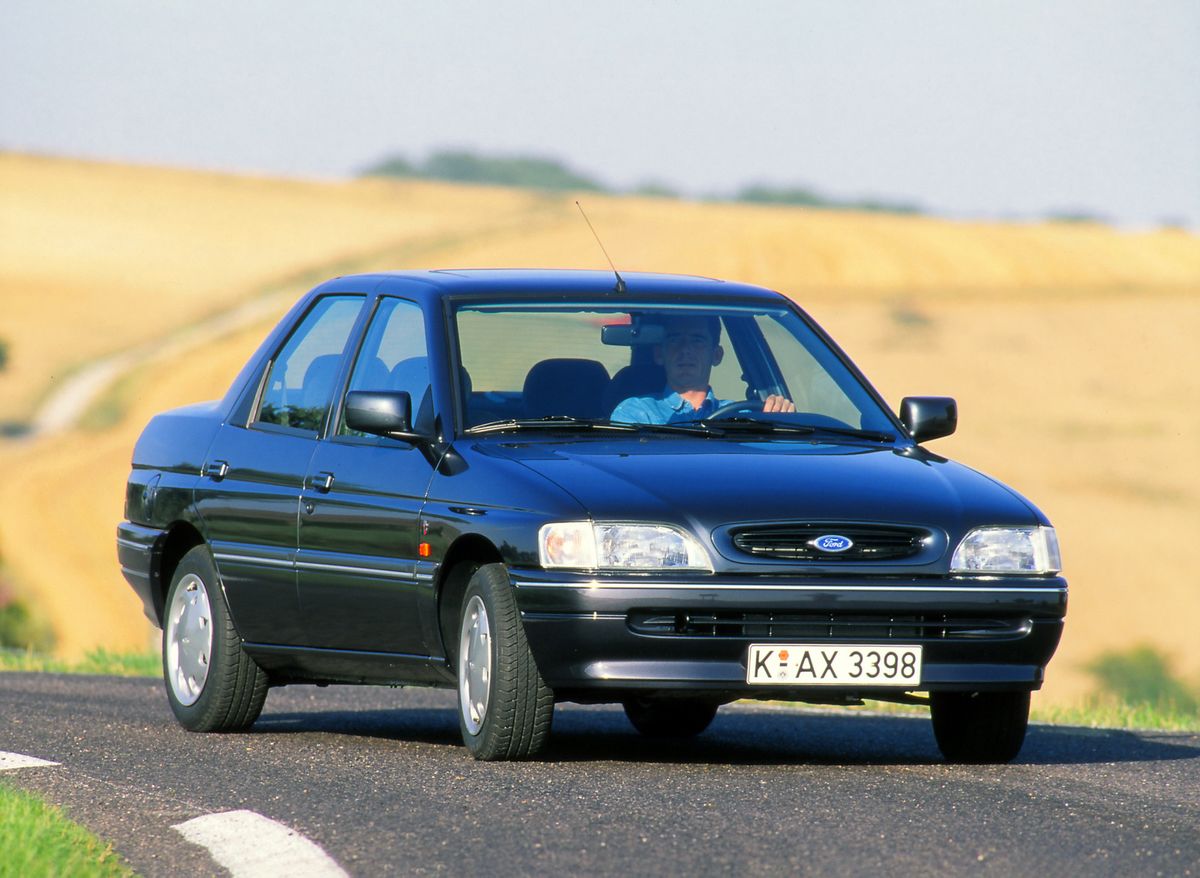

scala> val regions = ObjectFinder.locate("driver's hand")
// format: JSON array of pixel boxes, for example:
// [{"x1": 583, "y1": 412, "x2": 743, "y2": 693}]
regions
[{"x1": 762, "y1": 394, "x2": 796, "y2": 413}]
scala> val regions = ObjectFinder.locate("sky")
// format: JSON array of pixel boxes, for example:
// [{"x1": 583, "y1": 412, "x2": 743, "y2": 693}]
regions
[{"x1": 3, "y1": 1, "x2": 1198, "y2": 227}]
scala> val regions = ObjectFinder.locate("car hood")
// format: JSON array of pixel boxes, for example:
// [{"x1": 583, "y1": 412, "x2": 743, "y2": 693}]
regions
[{"x1": 479, "y1": 436, "x2": 1042, "y2": 536}]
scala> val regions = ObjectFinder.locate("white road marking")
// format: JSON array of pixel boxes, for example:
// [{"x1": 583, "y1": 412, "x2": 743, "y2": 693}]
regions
[
  {"x1": 173, "y1": 810, "x2": 349, "y2": 878},
  {"x1": 0, "y1": 751, "x2": 60, "y2": 771}
]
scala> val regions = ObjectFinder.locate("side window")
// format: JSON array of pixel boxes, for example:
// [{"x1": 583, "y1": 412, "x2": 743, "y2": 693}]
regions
[
  {"x1": 255, "y1": 295, "x2": 363, "y2": 433},
  {"x1": 755, "y1": 314, "x2": 864, "y2": 427},
  {"x1": 339, "y1": 298, "x2": 431, "y2": 435}
]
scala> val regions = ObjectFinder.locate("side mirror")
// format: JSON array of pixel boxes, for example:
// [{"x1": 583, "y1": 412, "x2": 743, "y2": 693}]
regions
[
  {"x1": 344, "y1": 390, "x2": 423, "y2": 441},
  {"x1": 899, "y1": 396, "x2": 957, "y2": 443}
]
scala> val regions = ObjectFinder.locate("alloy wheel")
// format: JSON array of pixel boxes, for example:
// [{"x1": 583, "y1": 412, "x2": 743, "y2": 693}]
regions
[
  {"x1": 458, "y1": 595, "x2": 492, "y2": 735},
  {"x1": 165, "y1": 573, "x2": 213, "y2": 706}
]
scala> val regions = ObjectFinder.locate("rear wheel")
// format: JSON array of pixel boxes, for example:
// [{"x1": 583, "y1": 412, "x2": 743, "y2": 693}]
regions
[
  {"x1": 930, "y1": 690, "x2": 1030, "y2": 763},
  {"x1": 623, "y1": 697, "x2": 718, "y2": 737},
  {"x1": 457, "y1": 563, "x2": 554, "y2": 760},
  {"x1": 163, "y1": 545, "x2": 268, "y2": 732}
]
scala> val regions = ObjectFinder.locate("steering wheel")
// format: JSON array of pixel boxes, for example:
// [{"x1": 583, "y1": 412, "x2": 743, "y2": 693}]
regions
[{"x1": 705, "y1": 398, "x2": 765, "y2": 420}]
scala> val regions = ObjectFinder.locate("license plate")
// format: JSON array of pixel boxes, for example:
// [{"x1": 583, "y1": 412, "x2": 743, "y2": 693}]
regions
[{"x1": 746, "y1": 644, "x2": 922, "y2": 687}]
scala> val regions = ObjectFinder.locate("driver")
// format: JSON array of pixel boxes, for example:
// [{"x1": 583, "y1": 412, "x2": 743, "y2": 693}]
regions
[{"x1": 610, "y1": 314, "x2": 795, "y2": 424}]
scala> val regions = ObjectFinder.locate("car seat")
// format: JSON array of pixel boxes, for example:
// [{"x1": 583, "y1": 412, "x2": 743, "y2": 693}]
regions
[
  {"x1": 602, "y1": 363, "x2": 667, "y2": 417},
  {"x1": 299, "y1": 354, "x2": 343, "y2": 410},
  {"x1": 522, "y1": 359, "x2": 611, "y2": 420},
  {"x1": 389, "y1": 356, "x2": 433, "y2": 432}
]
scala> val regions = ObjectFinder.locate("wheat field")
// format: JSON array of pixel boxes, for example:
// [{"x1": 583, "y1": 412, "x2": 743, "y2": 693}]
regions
[{"x1": 1, "y1": 152, "x2": 1198, "y2": 707}]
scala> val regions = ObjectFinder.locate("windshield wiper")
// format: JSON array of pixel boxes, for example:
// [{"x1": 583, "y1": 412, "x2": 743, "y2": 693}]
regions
[
  {"x1": 699, "y1": 417, "x2": 896, "y2": 442},
  {"x1": 469, "y1": 417, "x2": 722, "y2": 437},
  {"x1": 802, "y1": 424, "x2": 897, "y2": 442},
  {"x1": 696, "y1": 417, "x2": 815, "y2": 436},
  {"x1": 468, "y1": 416, "x2": 893, "y2": 442},
  {"x1": 467, "y1": 416, "x2": 640, "y2": 435},
  {"x1": 624, "y1": 421, "x2": 719, "y2": 436}
]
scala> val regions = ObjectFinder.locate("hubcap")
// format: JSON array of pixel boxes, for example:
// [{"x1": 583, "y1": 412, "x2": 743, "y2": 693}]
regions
[
  {"x1": 165, "y1": 573, "x2": 213, "y2": 706},
  {"x1": 458, "y1": 595, "x2": 492, "y2": 736}
]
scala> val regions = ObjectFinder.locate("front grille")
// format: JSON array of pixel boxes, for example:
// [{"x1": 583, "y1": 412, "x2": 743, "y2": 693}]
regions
[
  {"x1": 729, "y1": 524, "x2": 930, "y2": 562},
  {"x1": 628, "y1": 610, "x2": 1032, "y2": 642}
]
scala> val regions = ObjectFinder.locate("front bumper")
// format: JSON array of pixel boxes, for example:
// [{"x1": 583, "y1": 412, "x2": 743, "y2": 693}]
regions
[{"x1": 511, "y1": 568, "x2": 1067, "y2": 699}]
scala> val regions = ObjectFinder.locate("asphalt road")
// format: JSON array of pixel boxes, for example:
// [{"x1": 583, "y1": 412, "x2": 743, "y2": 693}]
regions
[{"x1": 1, "y1": 672, "x2": 1197, "y2": 877}]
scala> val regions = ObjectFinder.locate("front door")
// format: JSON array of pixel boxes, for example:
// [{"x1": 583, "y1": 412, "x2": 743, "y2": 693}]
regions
[{"x1": 297, "y1": 296, "x2": 438, "y2": 654}]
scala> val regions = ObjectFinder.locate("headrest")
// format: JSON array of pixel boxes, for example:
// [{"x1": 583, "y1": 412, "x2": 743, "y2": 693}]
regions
[{"x1": 522, "y1": 358, "x2": 611, "y2": 419}]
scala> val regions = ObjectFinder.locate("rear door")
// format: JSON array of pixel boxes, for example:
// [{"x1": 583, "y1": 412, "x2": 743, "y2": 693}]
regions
[{"x1": 195, "y1": 294, "x2": 365, "y2": 645}]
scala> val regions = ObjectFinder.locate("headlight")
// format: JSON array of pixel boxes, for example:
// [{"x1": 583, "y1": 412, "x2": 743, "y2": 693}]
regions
[
  {"x1": 950, "y1": 526, "x2": 1061, "y2": 574},
  {"x1": 539, "y1": 522, "x2": 712, "y2": 571}
]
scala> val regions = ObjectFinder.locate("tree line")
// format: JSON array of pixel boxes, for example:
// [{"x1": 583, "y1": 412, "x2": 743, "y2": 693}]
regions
[{"x1": 360, "y1": 149, "x2": 927, "y2": 216}]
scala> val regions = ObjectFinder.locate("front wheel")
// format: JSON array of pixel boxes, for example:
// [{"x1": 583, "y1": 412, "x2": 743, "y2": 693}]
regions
[
  {"x1": 930, "y1": 691, "x2": 1030, "y2": 763},
  {"x1": 457, "y1": 563, "x2": 554, "y2": 760},
  {"x1": 163, "y1": 545, "x2": 268, "y2": 732}
]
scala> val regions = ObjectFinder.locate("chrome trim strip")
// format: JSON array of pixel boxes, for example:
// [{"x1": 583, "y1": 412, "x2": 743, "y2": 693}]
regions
[
  {"x1": 213, "y1": 553, "x2": 294, "y2": 569},
  {"x1": 511, "y1": 579, "x2": 1068, "y2": 595},
  {"x1": 522, "y1": 612, "x2": 626, "y2": 622},
  {"x1": 295, "y1": 560, "x2": 417, "y2": 580},
  {"x1": 214, "y1": 551, "x2": 422, "y2": 580}
]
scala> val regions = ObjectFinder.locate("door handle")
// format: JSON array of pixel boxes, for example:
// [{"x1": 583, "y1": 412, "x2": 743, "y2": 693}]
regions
[
  {"x1": 204, "y1": 459, "x2": 229, "y2": 480},
  {"x1": 312, "y1": 471, "x2": 335, "y2": 493}
]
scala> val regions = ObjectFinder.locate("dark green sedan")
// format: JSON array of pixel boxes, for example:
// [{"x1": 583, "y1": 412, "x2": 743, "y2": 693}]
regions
[{"x1": 118, "y1": 269, "x2": 1065, "y2": 761}]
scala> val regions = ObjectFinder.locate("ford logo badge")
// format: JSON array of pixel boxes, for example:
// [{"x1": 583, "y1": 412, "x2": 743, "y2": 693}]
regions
[{"x1": 812, "y1": 534, "x2": 854, "y2": 553}]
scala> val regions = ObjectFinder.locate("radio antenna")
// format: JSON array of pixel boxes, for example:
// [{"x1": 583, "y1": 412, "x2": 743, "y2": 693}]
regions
[{"x1": 575, "y1": 200, "x2": 626, "y2": 294}]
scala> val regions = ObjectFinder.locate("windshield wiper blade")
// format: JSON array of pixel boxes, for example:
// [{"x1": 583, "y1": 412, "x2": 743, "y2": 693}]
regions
[
  {"x1": 798, "y1": 423, "x2": 897, "y2": 442},
  {"x1": 698, "y1": 417, "x2": 896, "y2": 442},
  {"x1": 626, "y1": 421, "x2": 720, "y2": 436},
  {"x1": 696, "y1": 417, "x2": 816, "y2": 436},
  {"x1": 467, "y1": 417, "x2": 639, "y2": 435}
]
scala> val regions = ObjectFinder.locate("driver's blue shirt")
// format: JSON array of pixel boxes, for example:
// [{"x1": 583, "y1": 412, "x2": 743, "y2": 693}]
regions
[{"x1": 610, "y1": 386, "x2": 728, "y2": 425}]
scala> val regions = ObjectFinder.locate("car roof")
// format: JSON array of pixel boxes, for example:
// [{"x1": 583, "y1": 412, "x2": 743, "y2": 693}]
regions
[{"x1": 310, "y1": 269, "x2": 785, "y2": 305}]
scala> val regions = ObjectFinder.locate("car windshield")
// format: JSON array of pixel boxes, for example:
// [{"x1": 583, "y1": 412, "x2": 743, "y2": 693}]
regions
[{"x1": 454, "y1": 301, "x2": 898, "y2": 438}]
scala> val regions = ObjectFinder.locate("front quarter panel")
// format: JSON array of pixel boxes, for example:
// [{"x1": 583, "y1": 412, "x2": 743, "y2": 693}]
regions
[{"x1": 421, "y1": 442, "x2": 589, "y2": 566}]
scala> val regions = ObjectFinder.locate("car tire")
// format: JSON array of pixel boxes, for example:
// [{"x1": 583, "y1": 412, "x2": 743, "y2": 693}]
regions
[
  {"x1": 457, "y1": 563, "x2": 554, "y2": 760},
  {"x1": 163, "y1": 545, "x2": 268, "y2": 732},
  {"x1": 929, "y1": 690, "x2": 1030, "y2": 764},
  {"x1": 623, "y1": 698, "x2": 718, "y2": 737}
]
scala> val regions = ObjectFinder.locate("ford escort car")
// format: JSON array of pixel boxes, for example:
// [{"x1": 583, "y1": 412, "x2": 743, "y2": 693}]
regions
[{"x1": 117, "y1": 269, "x2": 1066, "y2": 762}]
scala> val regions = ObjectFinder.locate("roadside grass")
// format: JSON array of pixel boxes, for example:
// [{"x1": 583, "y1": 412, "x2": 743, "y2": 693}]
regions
[
  {"x1": 0, "y1": 647, "x2": 160, "y2": 677},
  {"x1": 1045, "y1": 644, "x2": 1200, "y2": 732},
  {"x1": 0, "y1": 597, "x2": 54, "y2": 652},
  {"x1": 0, "y1": 783, "x2": 134, "y2": 878},
  {"x1": 1032, "y1": 698, "x2": 1200, "y2": 733},
  {"x1": 848, "y1": 645, "x2": 1200, "y2": 733}
]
